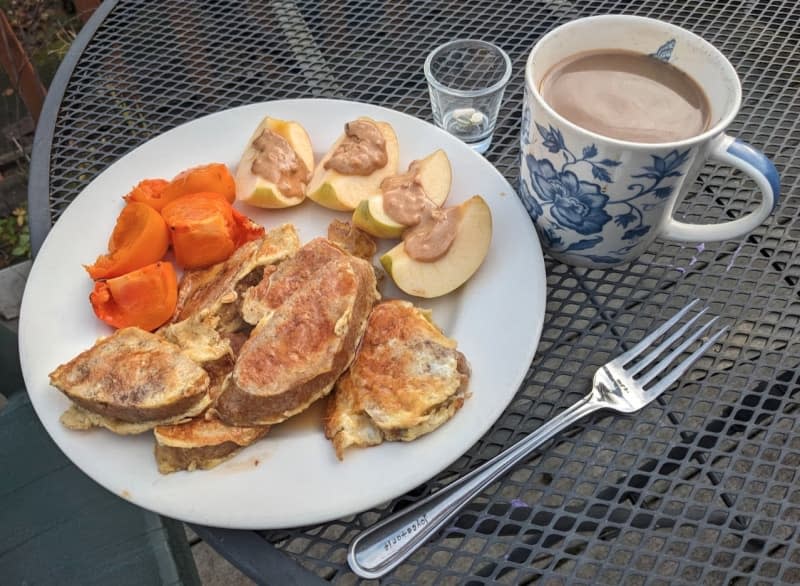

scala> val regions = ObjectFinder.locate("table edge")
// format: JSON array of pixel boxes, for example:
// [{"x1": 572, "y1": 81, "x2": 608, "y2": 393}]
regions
[{"x1": 190, "y1": 524, "x2": 329, "y2": 586}]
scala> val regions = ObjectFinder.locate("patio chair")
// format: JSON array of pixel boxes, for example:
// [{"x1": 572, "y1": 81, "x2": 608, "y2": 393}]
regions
[{"x1": 0, "y1": 324, "x2": 201, "y2": 585}]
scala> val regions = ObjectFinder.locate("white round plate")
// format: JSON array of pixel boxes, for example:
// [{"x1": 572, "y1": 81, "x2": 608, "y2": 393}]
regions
[{"x1": 19, "y1": 99, "x2": 546, "y2": 529}]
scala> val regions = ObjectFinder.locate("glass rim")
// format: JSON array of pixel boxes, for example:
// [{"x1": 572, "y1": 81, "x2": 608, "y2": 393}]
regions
[{"x1": 424, "y1": 39, "x2": 512, "y2": 98}]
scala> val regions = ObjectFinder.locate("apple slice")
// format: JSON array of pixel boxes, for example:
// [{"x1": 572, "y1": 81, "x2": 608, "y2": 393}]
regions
[
  {"x1": 235, "y1": 117, "x2": 314, "y2": 209},
  {"x1": 306, "y1": 117, "x2": 399, "y2": 211},
  {"x1": 406, "y1": 148, "x2": 452, "y2": 206},
  {"x1": 381, "y1": 196, "x2": 492, "y2": 298},
  {"x1": 352, "y1": 149, "x2": 453, "y2": 239},
  {"x1": 353, "y1": 195, "x2": 405, "y2": 239}
]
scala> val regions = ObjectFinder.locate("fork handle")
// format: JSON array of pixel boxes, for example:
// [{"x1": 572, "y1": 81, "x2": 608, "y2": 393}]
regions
[{"x1": 347, "y1": 394, "x2": 602, "y2": 579}]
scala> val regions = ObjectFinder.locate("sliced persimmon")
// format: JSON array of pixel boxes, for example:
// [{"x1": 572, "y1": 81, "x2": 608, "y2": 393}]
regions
[
  {"x1": 85, "y1": 201, "x2": 170, "y2": 280},
  {"x1": 158, "y1": 163, "x2": 236, "y2": 208},
  {"x1": 90, "y1": 261, "x2": 178, "y2": 331},
  {"x1": 161, "y1": 192, "x2": 264, "y2": 270},
  {"x1": 123, "y1": 178, "x2": 169, "y2": 210},
  {"x1": 125, "y1": 164, "x2": 235, "y2": 212}
]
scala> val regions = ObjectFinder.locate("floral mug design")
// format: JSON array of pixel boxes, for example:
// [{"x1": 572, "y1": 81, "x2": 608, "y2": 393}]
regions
[{"x1": 520, "y1": 15, "x2": 780, "y2": 268}]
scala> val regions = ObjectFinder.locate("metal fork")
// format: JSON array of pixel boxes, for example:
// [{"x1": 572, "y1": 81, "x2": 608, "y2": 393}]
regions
[{"x1": 347, "y1": 300, "x2": 727, "y2": 579}]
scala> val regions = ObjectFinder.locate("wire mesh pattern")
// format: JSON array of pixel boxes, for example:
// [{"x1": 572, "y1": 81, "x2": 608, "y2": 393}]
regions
[{"x1": 33, "y1": 0, "x2": 800, "y2": 583}]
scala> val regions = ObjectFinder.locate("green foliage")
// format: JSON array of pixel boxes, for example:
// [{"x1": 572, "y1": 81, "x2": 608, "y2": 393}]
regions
[
  {"x1": 0, "y1": 2, "x2": 83, "y2": 267},
  {"x1": 0, "y1": 206, "x2": 30, "y2": 266}
]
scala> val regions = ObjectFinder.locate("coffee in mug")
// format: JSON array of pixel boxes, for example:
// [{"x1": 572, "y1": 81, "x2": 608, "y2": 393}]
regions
[{"x1": 539, "y1": 50, "x2": 711, "y2": 143}]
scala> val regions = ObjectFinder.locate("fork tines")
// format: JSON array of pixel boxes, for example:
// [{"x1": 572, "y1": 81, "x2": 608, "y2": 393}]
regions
[{"x1": 615, "y1": 299, "x2": 728, "y2": 393}]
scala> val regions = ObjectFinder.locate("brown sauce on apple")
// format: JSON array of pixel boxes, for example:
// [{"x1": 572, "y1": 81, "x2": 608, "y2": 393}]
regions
[
  {"x1": 403, "y1": 206, "x2": 460, "y2": 262},
  {"x1": 381, "y1": 161, "x2": 429, "y2": 226},
  {"x1": 250, "y1": 129, "x2": 309, "y2": 198},
  {"x1": 379, "y1": 158, "x2": 460, "y2": 262},
  {"x1": 324, "y1": 119, "x2": 388, "y2": 175}
]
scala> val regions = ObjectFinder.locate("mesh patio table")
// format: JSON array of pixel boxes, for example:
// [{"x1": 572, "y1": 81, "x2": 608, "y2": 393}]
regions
[{"x1": 28, "y1": 0, "x2": 800, "y2": 583}]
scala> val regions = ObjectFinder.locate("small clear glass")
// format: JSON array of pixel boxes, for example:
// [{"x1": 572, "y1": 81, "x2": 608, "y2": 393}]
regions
[{"x1": 424, "y1": 39, "x2": 512, "y2": 154}]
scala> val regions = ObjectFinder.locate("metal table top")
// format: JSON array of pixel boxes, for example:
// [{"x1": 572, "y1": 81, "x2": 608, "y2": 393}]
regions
[{"x1": 29, "y1": 0, "x2": 800, "y2": 583}]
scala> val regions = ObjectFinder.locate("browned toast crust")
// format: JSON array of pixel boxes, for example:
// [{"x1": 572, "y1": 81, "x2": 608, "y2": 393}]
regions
[
  {"x1": 215, "y1": 244, "x2": 379, "y2": 426},
  {"x1": 241, "y1": 237, "x2": 345, "y2": 326},
  {"x1": 49, "y1": 327, "x2": 210, "y2": 424},
  {"x1": 154, "y1": 417, "x2": 270, "y2": 473},
  {"x1": 154, "y1": 441, "x2": 247, "y2": 473},
  {"x1": 324, "y1": 300, "x2": 470, "y2": 459}
]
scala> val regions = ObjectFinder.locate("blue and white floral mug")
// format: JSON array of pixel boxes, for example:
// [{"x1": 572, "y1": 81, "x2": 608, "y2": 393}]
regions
[{"x1": 520, "y1": 15, "x2": 780, "y2": 267}]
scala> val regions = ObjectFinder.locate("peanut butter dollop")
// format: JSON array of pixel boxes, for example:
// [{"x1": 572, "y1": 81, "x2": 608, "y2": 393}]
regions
[
  {"x1": 324, "y1": 119, "x2": 388, "y2": 176},
  {"x1": 402, "y1": 206, "x2": 461, "y2": 262},
  {"x1": 250, "y1": 129, "x2": 310, "y2": 199}
]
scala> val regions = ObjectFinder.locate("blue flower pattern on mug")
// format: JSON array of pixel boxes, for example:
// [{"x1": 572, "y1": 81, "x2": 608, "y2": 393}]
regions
[
  {"x1": 615, "y1": 148, "x2": 692, "y2": 242},
  {"x1": 649, "y1": 38, "x2": 676, "y2": 62},
  {"x1": 527, "y1": 157, "x2": 611, "y2": 235},
  {"x1": 521, "y1": 123, "x2": 692, "y2": 263},
  {"x1": 518, "y1": 175, "x2": 543, "y2": 221}
]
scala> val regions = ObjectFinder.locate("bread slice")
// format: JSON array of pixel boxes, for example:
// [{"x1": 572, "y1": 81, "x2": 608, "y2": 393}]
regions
[
  {"x1": 240, "y1": 237, "x2": 345, "y2": 326},
  {"x1": 59, "y1": 401, "x2": 210, "y2": 435},
  {"x1": 50, "y1": 327, "x2": 211, "y2": 432},
  {"x1": 152, "y1": 332, "x2": 270, "y2": 473},
  {"x1": 324, "y1": 300, "x2": 470, "y2": 459},
  {"x1": 154, "y1": 417, "x2": 270, "y2": 474},
  {"x1": 160, "y1": 223, "x2": 299, "y2": 362},
  {"x1": 214, "y1": 239, "x2": 380, "y2": 426}
]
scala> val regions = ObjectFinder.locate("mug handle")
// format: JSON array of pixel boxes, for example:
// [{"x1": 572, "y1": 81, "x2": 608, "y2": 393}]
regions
[{"x1": 660, "y1": 134, "x2": 780, "y2": 242}]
